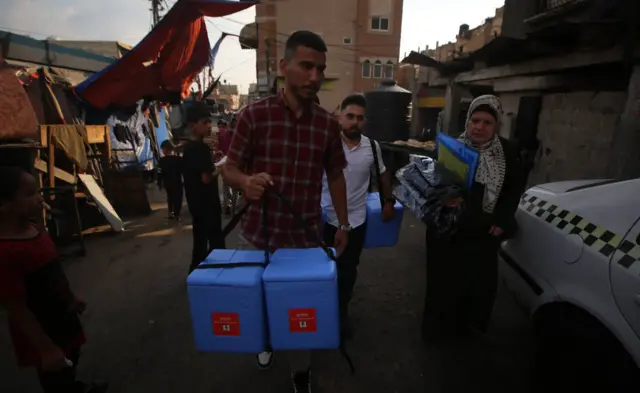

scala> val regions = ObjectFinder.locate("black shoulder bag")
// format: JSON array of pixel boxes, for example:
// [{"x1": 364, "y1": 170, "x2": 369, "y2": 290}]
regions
[{"x1": 368, "y1": 138, "x2": 385, "y2": 208}]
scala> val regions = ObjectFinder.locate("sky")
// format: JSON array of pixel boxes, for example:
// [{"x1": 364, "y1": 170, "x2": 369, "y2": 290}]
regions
[{"x1": 0, "y1": 0, "x2": 505, "y2": 94}]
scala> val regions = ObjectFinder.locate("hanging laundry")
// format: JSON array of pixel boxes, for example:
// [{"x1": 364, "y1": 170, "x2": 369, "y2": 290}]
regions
[{"x1": 113, "y1": 124, "x2": 129, "y2": 143}]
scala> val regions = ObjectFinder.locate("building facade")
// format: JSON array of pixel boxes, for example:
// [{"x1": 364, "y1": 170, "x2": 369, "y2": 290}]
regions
[
  {"x1": 432, "y1": 6, "x2": 503, "y2": 62},
  {"x1": 245, "y1": 0, "x2": 404, "y2": 111}
]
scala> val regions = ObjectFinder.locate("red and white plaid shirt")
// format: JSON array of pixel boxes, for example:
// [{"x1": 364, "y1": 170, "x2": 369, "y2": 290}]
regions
[{"x1": 227, "y1": 91, "x2": 347, "y2": 249}]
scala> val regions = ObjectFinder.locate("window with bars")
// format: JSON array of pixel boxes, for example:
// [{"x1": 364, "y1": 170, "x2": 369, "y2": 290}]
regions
[
  {"x1": 373, "y1": 60, "x2": 383, "y2": 78},
  {"x1": 371, "y1": 16, "x2": 390, "y2": 31},
  {"x1": 540, "y1": 0, "x2": 584, "y2": 12},
  {"x1": 384, "y1": 61, "x2": 394, "y2": 79},
  {"x1": 362, "y1": 60, "x2": 371, "y2": 78}
]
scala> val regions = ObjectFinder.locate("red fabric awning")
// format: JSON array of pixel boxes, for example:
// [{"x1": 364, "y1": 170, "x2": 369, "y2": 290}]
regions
[{"x1": 75, "y1": 0, "x2": 256, "y2": 109}]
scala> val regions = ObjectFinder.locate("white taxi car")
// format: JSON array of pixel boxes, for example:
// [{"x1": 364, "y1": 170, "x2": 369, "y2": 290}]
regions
[{"x1": 499, "y1": 178, "x2": 640, "y2": 388}]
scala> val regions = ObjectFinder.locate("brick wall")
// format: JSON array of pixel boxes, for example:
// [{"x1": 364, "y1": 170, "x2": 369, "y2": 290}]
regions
[
  {"x1": 353, "y1": 0, "x2": 403, "y2": 93},
  {"x1": 275, "y1": 0, "x2": 357, "y2": 110},
  {"x1": 255, "y1": 2, "x2": 277, "y2": 94},
  {"x1": 528, "y1": 91, "x2": 627, "y2": 185}
]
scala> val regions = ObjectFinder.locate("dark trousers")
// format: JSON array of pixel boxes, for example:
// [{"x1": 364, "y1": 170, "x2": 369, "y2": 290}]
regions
[
  {"x1": 165, "y1": 185, "x2": 183, "y2": 216},
  {"x1": 323, "y1": 222, "x2": 367, "y2": 321},
  {"x1": 189, "y1": 207, "x2": 225, "y2": 272},
  {"x1": 423, "y1": 228, "x2": 500, "y2": 338},
  {"x1": 37, "y1": 349, "x2": 81, "y2": 393}
]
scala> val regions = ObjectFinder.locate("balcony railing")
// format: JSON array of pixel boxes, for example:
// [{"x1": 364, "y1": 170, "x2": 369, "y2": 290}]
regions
[{"x1": 538, "y1": 0, "x2": 588, "y2": 13}]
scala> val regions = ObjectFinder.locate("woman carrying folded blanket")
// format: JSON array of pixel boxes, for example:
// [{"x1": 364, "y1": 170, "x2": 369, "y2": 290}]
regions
[{"x1": 422, "y1": 95, "x2": 525, "y2": 342}]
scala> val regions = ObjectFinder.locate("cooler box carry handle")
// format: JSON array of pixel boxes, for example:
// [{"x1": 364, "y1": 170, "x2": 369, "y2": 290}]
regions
[
  {"x1": 196, "y1": 262, "x2": 266, "y2": 269},
  {"x1": 203, "y1": 197, "x2": 271, "y2": 269}
]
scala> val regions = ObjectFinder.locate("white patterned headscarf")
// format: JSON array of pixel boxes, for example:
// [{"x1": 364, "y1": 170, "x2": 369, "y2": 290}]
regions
[{"x1": 458, "y1": 95, "x2": 506, "y2": 214}]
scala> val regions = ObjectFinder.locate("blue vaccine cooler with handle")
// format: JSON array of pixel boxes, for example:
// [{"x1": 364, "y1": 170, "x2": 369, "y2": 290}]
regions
[{"x1": 364, "y1": 139, "x2": 404, "y2": 248}]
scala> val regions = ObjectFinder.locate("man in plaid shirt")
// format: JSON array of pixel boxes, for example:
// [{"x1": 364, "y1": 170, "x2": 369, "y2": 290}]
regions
[{"x1": 223, "y1": 31, "x2": 349, "y2": 393}]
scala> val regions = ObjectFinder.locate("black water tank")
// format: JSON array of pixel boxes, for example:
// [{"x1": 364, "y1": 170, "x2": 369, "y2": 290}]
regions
[{"x1": 364, "y1": 80, "x2": 412, "y2": 142}]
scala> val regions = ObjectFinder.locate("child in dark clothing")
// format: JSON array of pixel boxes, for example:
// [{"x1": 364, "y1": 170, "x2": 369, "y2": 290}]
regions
[
  {"x1": 182, "y1": 103, "x2": 225, "y2": 273},
  {"x1": 158, "y1": 140, "x2": 184, "y2": 222},
  {"x1": 0, "y1": 166, "x2": 107, "y2": 393}
]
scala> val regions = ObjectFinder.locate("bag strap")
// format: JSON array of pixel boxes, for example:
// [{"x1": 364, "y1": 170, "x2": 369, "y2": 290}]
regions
[
  {"x1": 200, "y1": 196, "x2": 271, "y2": 270},
  {"x1": 218, "y1": 189, "x2": 335, "y2": 260},
  {"x1": 269, "y1": 189, "x2": 336, "y2": 262},
  {"x1": 370, "y1": 139, "x2": 384, "y2": 208}
]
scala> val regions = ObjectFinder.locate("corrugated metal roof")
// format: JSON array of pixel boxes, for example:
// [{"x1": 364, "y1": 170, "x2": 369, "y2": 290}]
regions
[
  {"x1": 4, "y1": 59, "x2": 90, "y2": 85},
  {"x1": 53, "y1": 40, "x2": 132, "y2": 59},
  {"x1": 400, "y1": 51, "x2": 473, "y2": 76},
  {"x1": 0, "y1": 30, "x2": 115, "y2": 73}
]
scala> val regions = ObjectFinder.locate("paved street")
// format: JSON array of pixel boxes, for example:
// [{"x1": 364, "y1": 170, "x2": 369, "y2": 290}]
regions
[{"x1": 1, "y1": 189, "x2": 536, "y2": 393}]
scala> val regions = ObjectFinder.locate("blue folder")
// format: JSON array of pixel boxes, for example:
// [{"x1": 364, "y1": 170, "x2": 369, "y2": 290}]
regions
[{"x1": 435, "y1": 132, "x2": 479, "y2": 188}]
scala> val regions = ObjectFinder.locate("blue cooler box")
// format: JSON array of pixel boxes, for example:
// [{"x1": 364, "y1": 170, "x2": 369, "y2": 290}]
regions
[
  {"x1": 187, "y1": 250, "x2": 267, "y2": 353},
  {"x1": 262, "y1": 248, "x2": 340, "y2": 351},
  {"x1": 364, "y1": 192, "x2": 404, "y2": 249}
]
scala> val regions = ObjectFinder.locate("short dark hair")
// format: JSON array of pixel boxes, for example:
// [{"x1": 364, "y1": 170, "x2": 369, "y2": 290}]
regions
[
  {"x1": 0, "y1": 166, "x2": 26, "y2": 203},
  {"x1": 284, "y1": 31, "x2": 327, "y2": 61},
  {"x1": 340, "y1": 94, "x2": 367, "y2": 111},
  {"x1": 185, "y1": 102, "x2": 212, "y2": 124}
]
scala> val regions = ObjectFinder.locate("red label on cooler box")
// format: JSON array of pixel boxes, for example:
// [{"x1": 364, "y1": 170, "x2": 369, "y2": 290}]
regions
[
  {"x1": 211, "y1": 312, "x2": 240, "y2": 336},
  {"x1": 288, "y1": 308, "x2": 317, "y2": 333}
]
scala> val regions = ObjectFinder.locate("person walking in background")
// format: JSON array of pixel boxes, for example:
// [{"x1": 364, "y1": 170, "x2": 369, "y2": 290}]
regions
[
  {"x1": 223, "y1": 30, "x2": 349, "y2": 393},
  {"x1": 217, "y1": 119, "x2": 227, "y2": 136},
  {"x1": 423, "y1": 95, "x2": 524, "y2": 342},
  {"x1": 157, "y1": 140, "x2": 184, "y2": 222},
  {"x1": 0, "y1": 166, "x2": 107, "y2": 393},
  {"x1": 321, "y1": 93, "x2": 396, "y2": 340},
  {"x1": 182, "y1": 103, "x2": 225, "y2": 273}
]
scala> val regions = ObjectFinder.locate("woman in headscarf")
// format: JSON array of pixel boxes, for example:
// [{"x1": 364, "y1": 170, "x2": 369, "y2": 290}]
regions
[{"x1": 422, "y1": 95, "x2": 524, "y2": 342}]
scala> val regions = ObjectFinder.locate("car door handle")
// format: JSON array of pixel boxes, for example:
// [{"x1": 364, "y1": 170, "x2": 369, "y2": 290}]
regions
[{"x1": 636, "y1": 294, "x2": 640, "y2": 307}]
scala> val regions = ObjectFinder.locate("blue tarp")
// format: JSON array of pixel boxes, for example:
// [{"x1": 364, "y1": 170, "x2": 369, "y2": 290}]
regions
[
  {"x1": 106, "y1": 102, "x2": 156, "y2": 171},
  {"x1": 155, "y1": 107, "x2": 170, "y2": 149}
]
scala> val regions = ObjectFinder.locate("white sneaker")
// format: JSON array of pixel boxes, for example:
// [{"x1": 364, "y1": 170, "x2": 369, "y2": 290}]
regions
[{"x1": 256, "y1": 351, "x2": 273, "y2": 370}]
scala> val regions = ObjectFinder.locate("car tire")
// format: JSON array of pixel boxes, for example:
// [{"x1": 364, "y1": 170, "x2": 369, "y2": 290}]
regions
[{"x1": 533, "y1": 305, "x2": 639, "y2": 392}]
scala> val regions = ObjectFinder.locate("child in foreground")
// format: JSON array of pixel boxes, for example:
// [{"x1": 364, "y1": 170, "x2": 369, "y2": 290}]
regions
[
  {"x1": 0, "y1": 166, "x2": 107, "y2": 393},
  {"x1": 158, "y1": 140, "x2": 184, "y2": 222}
]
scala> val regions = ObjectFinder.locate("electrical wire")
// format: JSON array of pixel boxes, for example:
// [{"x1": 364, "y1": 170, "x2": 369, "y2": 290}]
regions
[
  {"x1": 217, "y1": 56, "x2": 256, "y2": 75},
  {"x1": 218, "y1": 29, "x2": 394, "y2": 74},
  {"x1": 218, "y1": 15, "x2": 403, "y2": 57}
]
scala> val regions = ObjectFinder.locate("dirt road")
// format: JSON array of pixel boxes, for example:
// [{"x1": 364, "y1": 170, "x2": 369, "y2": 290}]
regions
[{"x1": 1, "y1": 188, "x2": 536, "y2": 393}]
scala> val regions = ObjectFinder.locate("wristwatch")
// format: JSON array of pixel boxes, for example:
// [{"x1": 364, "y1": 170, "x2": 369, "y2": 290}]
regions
[{"x1": 337, "y1": 224, "x2": 351, "y2": 232}]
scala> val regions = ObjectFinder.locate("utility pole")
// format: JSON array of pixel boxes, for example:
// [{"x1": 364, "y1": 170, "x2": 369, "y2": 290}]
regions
[
  {"x1": 265, "y1": 37, "x2": 271, "y2": 97},
  {"x1": 410, "y1": 46, "x2": 421, "y2": 138},
  {"x1": 150, "y1": 0, "x2": 162, "y2": 27}
]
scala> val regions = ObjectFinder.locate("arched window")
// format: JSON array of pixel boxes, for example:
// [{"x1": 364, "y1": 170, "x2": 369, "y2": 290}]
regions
[
  {"x1": 361, "y1": 60, "x2": 371, "y2": 78},
  {"x1": 384, "y1": 61, "x2": 394, "y2": 79},
  {"x1": 373, "y1": 60, "x2": 383, "y2": 78}
]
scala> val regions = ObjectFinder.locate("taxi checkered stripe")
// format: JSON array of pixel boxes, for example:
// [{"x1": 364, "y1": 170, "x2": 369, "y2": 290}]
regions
[{"x1": 520, "y1": 193, "x2": 640, "y2": 271}]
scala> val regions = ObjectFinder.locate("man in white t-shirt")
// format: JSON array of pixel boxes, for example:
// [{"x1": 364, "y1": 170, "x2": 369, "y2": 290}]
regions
[{"x1": 321, "y1": 94, "x2": 396, "y2": 339}]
